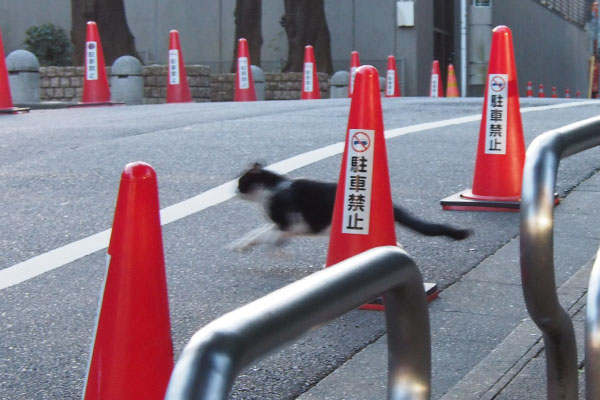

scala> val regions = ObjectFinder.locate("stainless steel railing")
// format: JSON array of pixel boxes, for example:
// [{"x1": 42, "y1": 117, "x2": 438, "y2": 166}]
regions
[
  {"x1": 586, "y1": 247, "x2": 600, "y2": 400},
  {"x1": 520, "y1": 115, "x2": 600, "y2": 399},
  {"x1": 165, "y1": 246, "x2": 431, "y2": 399}
]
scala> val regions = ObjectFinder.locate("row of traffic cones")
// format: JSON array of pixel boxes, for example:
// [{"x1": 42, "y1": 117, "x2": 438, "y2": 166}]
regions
[
  {"x1": 84, "y1": 24, "x2": 535, "y2": 397},
  {"x1": 525, "y1": 81, "x2": 581, "y2": 98},
  {"x1": 429, "y1": 60, "x2": 460, "y2": 97},
  {"x1": 83, "y1": 64, "x2": 430, "y2": 400},
  {"x1": 82, "y1": 21, "x2": 193, "y2": 105}
]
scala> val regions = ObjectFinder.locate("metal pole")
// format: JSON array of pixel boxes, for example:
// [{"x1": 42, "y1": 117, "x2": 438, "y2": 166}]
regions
[
  {"x1": 165, "y1": 246, "x2": 431, "y2": 400},
  {"x1": 520, "y1": 115, "x2": 600, "y2": 399},
  {"x1": 460, "y1": 0, "x2": 467, "y2": 97},
  {"x1": 586, "y1": 247, "x2": 600, "y2": 400}
]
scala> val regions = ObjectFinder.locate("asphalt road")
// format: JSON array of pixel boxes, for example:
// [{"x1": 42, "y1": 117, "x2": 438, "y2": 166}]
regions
[{"x1": 1, "y1": 97, "x2": 600, "y2": 399}]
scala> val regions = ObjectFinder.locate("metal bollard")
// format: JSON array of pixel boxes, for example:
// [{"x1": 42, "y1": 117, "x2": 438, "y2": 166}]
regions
[
  {"x1": 330, "y1": 70, "x2": 349, "y2": 98},
  {"x1": 110, "y1": 55, "x2": 144, "y2": 105},
  {"x1": 6, "y1": 49, "x2": 40, "y2": 104},
  {"x1": 250, "y1": 65, "x2": 264, "y2": 101}
]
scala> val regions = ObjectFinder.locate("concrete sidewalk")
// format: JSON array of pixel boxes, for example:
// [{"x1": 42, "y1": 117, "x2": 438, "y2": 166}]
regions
[{"x1": 298, "y1": 171, "x2": 600, "y2": 399}]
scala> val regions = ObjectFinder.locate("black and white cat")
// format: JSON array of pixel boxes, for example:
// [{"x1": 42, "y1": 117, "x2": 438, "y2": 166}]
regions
[{"x1": 229, "y1": 163, "x2": 471, "y2": 251}]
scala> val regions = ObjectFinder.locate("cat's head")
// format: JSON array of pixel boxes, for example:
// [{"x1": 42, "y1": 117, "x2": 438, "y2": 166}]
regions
[{"x1": 236, "y1": 163, "x2": 285, "y2": 201}]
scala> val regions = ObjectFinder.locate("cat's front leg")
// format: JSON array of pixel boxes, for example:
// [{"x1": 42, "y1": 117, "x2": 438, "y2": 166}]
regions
[{"x1": 228, "y1": 224, "x2": 287, "y2": 251}]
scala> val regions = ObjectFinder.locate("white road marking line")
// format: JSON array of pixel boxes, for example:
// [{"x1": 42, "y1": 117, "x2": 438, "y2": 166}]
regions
[{"x1": 1, "y1": 100, "x2": 597, "y2": 290}]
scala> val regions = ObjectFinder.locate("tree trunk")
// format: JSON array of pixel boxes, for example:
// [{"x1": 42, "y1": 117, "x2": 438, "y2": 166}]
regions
[
  {"x1": 71, "y1": 0, "x2": 140, "y2": 66},
  {"x1": 280, "y1": 0, "x2": 333, "y2": 74},
  {"x1": 231, "y1": 0, "x2": 263, "y2": 72}
]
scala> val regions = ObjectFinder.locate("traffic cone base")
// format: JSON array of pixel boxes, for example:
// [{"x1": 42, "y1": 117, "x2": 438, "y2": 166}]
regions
[
  {"x1": 0, "y1": 106, "x2": 30, "y2": 114},
  {"x1": 360, "y1": 282, "x2": 438, "y2": 311},
  {"x1": 441, "y1": 189, "x2": 559, "y2": 212},
  {"x1": 440, "y1": 190, "x2": 520, "y2": 212}
]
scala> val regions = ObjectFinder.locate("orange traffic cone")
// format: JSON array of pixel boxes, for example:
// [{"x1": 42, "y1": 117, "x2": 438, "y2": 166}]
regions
[
  {"x1": 565, "y1": 88, "x2": 571, "y2": 98},
  {"x1": 551, "y1": 86, "x2": 558, "y2": 98},
  {"x1": 301, "y1": 45, "x2": 320, "y2": 99},
  {"x1": 576, "y1": 90, "x2": 581, "y2": 98},
  {"x1": 384, "y1": 55, "x2": 401, "y2": 97},
  {"x1": 348, "y1": 51, "x2": 360, "y2": 97},
  {"x1": 526, "y1": 81, "x2": 533, "y2": 97},
  {"x1": 441, "y1": 26, "x2": 525, "y2": 212},
  {"x1": 81, "y1": 22, "x2": 112, "y2": 105},
  {"x1": 446, "y1": 64, "x2": 459, "y2": 97},
  {"x1": 166, "y1": 30, "x2": 192, "y2": 103},
  {"x1": 429, "y1": 60, "x2": 444, "y2": 97},
  {"x1": 84, "y1": 162, "x2": 174, "y2": 400},
  {"x1": 0, "y1": 26, "x2": 28, "y2": 114},
  {"x1": 538, "y1": 83, "x2": 545, "y2": 98},
  {"x1": 234, "y1": 38, "x2": 257, "y2": 102}
]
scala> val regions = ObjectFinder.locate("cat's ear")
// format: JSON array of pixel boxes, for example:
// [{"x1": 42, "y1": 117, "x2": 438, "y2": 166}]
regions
[{"x1": 251, "y1": 162, "x2": 264, "y2": 170}]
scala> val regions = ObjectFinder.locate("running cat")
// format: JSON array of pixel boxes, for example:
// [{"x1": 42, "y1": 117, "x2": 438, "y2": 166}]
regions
[{"x1": 230, "y1": 163, "x2": 471, "y2": 250}]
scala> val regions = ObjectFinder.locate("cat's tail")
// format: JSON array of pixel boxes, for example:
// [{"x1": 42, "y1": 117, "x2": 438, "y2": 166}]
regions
[{"x1": 393, "y1": 206, "x2": 472, "y2": 240}]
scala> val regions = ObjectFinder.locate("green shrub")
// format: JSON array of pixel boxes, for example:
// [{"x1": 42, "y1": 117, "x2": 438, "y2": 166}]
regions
[{"x1": 24, "y1": 23, "x2": 73, "y2": 66}]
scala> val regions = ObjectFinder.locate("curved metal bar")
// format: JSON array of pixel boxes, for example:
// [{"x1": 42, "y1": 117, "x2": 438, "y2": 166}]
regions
[
  {"x1": 520, "y1": 115, "x2": 600, "y2": 399},
  {"x1": 165, "y1": 246, "x2": 431, "y2": 400},
  {"x1": 586, "y1": 247, "x2": 600, "y2": 400}
]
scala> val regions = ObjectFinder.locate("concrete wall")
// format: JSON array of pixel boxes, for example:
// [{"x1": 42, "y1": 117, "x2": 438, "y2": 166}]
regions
[
  {"x1": 0, "y1": 0, "x2": 70, "y2": 51},
  {"x1": 0, "y1": 0, "x2": 591, "y2": 97},
  {"x1": 493, "y1": 0, "x2": 590, "y2": 97}
]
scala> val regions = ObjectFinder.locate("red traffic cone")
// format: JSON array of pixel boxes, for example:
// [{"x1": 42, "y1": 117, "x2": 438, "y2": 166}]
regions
[
  {"x1": 384, "y1": 55, "x2": 401, "y2": 97},
  {"x1": 526, "y1": 81, "x2": 533, "y2": 97},
  {"x1": 234, "y1": 38, "x2": 257, "y2": 102},
  {"x1": 81, "y1": 22, "x2": 112, "y2": 105},
  {"x1": 429, "y1": 60, "x2": 444, "y2": 97},
  {"x1": 348, "y1": 51, "x2": 360, "y2": 97},
  {"x1": 538, "y1": 83, "x2": 545, "y2": 98},
  {"x1": 0, "y1": 26, "x2": 28, "y2": 114},
  {"x1": 551, "y1": 86, "x2": 558, "y2": 98},
  {"x1": 565, "y1": 88, "x2": 571, "y2": 98},
  {"x1": 446, "y1": 63, "x2": 459, "y2": 97},
  {"x1": 576, "y1": 90, "x2": 581, "y2": 98},
  {"x1": 327, "y1": 65, "x2": 437, "y2": 309},
  {"x1": 441, "y1": 25, "x2": 525, "y2": 212},
  {"x1": 84, "y1": 162, "x2": 174, "y2": 400},
  {"x1": 301, "y1": 45, "x2": 320, "y2": 99},
  {"x1": 326, "y1": 65, "x2": 397, "y2": 266},
  {"x1": 166, "y1": 30, "x2": 192, "y2": 103}
]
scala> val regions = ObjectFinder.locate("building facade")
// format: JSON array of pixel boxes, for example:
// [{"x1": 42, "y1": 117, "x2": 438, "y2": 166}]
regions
[{"x1": 0, "y1": 0, "x2": 593, "y2": 97}]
